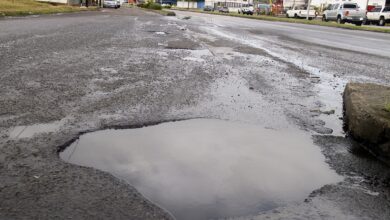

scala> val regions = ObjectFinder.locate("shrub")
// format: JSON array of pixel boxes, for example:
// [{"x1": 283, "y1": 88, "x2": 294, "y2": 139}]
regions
[
  {"x1": 137, "y1": 3, "x2": 146, "y2": 8},
  {"x1": 139, "y1": 1, "x2": 162, "y2": 10},
  {"x1": 147, "y1": 3, "x2": 162, "y2": 10},
  {"x1": 385, "y1": 103, "x2": 390, "y2": 112},
  {"x1": 166, "y1": 11, "x2": 175, "y2": 16}
]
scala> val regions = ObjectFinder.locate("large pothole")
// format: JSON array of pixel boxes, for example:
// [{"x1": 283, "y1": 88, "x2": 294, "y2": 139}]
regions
[{"x1": 59, "y1": 119, "x2": 341, "y2": 220}]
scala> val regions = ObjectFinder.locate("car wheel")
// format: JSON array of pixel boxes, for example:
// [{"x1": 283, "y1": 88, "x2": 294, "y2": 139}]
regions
[
  {"x1": 379, "y1": 17, "x2": 385, "y2": 26},
  {"x1": 355, "y1": 22, "x2": 362, "y2": 26},
  {"x1": 337, "y1": 17, "x2": 344, "y2": 24},
  {"x1": 294, "y1": 14, "x2": 298, "y2": 18},
  {"x1": 308, "y1": 17, "x2": 313, "y2": 20},
  {"x1": 286, "y1": 13, "x2": 289, "y2": 18},
  {"x1": 322, "y1": 15, "x2": 327, "y2": 22}
]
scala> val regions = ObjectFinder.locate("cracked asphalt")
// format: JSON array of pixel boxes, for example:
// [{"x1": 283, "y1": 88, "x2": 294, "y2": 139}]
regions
[{"x1": 1, "y1": 7, "x2": 390, "y2": 219}]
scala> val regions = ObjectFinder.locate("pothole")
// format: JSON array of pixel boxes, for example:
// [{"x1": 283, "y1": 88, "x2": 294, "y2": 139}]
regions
[{"x1": 59, "y1": 119, "x2": 341, "y2": 220}]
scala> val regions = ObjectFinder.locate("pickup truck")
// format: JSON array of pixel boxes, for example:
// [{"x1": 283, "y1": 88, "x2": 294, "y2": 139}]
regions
[
  {"x1": 286, "y1": 6, "x2": 317, "y2": 19},
  {"x1": 322, "y1": 3, "x2": 366, "y2": 26},
  {"x1": 366, "y1": 6, "x2": 390, "y2": 26}
]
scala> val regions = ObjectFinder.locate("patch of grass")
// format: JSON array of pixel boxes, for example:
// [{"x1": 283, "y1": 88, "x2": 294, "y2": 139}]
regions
[
  {"x1": 172, "y1": 8, "x2": 390, "y2": 34},
  {"x1": 384, "y1": 103, "x2": 390, "y2": 112},
  {"x1": 0, "y1": 0, "x2": 96, "y2": 17}
]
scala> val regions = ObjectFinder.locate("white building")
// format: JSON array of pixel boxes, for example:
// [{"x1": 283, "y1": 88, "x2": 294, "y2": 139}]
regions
[
  {"x1": 38, "y1": 0, "x2": 68, "y2": 3},
  {"x1": 283, "y1": 0, "x2": 308, "y2": 8},
  {"x1": 37, "y1": 0, "x2": 84, "y2": 5},
  {"x1": 210, "y1": 0, "x2": 254, "y2": 12},
  {"x1": 312, "y1": 0, "x2": 387, "y2": 8},
  {"x1": 177, "y1": 0, "x2": 254, "y2": 10}
]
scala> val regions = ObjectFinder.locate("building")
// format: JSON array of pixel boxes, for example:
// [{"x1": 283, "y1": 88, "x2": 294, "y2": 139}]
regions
[
  {"x1": 316, "y1": 0, "x2": 388, "y2": 9},
  {"x1": 283, "y1": 0, "x2": 308, "y2": 8},
  {"x1": 177, "y1": 0, "x2": 254, "y2": 10},
  {"x1": 156, "y1": 0, "x2": 178, "y2": 5},
  {"x1": 38, "y1": 0, "x2": 68, "y2": 3},
  {"x1": 37, "y1": 0, "x2": 90, "y2": 5},
  {"x1": 284, "y1": 0, "x2": 388, "y2": 9}
]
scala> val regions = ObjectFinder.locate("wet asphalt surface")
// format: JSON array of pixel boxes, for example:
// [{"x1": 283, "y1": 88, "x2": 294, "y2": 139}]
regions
[{"x1": 1, "y1": 7, "x2": 390, "y2": 219}]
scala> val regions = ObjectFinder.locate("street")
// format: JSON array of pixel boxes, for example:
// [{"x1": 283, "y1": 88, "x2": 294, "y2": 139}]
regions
[{"x1": 1, "y1": 7, "x2": 390, "y2": 219}]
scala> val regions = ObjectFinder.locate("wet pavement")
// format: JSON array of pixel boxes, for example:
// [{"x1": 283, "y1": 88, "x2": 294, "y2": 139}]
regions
[{"x1": 1, "y1": 7, "x2": 390, "y2": 220}]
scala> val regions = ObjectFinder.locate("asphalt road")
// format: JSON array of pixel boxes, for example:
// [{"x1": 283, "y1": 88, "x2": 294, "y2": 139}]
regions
[
  {"x1": 1, "y1": 7, "x2": 390, "y2": 220},
  {"x1": 173, "y1": 10, "x2": 390, "y2": 57}
]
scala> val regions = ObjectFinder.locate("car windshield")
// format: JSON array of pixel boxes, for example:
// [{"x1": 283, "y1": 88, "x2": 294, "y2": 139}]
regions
[
  {"x1": 344, "y1": 4, "x2": 357, "y2": 9},
  {"x1": 384, "y1": 6, "x2": 390, "y2": 12}
]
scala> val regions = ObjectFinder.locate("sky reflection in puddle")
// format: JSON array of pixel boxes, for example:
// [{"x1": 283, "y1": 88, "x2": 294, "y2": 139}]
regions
[{"x1": 60, "y1": 119, "x2": 341, "y2": 220}]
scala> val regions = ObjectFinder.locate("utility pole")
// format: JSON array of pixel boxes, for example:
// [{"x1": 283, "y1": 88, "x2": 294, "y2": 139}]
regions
[
  {"x1": 365, "y1": 0, "x2": 369, "y2": 11},
  {"x1": 306, "y1": 0, "x2": 311, "y2": 20}
]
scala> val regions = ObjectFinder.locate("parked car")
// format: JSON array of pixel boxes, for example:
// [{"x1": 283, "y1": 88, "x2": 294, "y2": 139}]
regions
[
  {"x1": 204, "y1": 5, "x2": 214, "y2": 12},
  {"x1": 366, "y1": 6, "x2": 390, "y2": 26},
  {"x1": 322, "y1": 3, "x2": 366, "y2": 26},
  {"x1": 218, "y1": 6, "x2": 229, "y2": 13},
  {"x1": 238, "y1": 4, "x2": 254, "y2": 15},
  {"x1": 103, "y1": 0, "x2": 120, "y2": 8},
  {"x1": 256, "y1": 4, "x2": 271, "y2": 15},
  {"x1": 286, "y1": 5, "x2": 317, "y2": 19}
]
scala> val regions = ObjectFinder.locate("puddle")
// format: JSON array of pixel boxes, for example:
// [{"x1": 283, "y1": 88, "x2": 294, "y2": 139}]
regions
[{"x1": 60, "y1": 119, "x2": 341, "y2": 220}]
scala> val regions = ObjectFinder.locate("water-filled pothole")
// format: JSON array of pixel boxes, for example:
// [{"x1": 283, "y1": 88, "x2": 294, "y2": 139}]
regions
[{"x1": 60, "y1": 119, "x2": 341, "y2": 220}]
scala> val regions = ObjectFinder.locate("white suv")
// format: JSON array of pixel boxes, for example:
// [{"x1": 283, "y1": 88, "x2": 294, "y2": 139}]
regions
[
  {"x1": 367, "y1": 6, "x2": 390, "y2": 26},
  {"x1": 286, "y1": 6, "x2": 317, "y2": 19},
  {"x1": 103, "y1": 0, "x2": 120, "y2": 8},
  {"x1": 238, "y1": 4, "x2": 254, "y2": 15}
]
